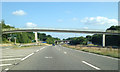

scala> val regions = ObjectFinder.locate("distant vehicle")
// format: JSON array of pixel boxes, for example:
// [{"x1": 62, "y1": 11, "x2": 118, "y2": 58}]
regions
[
  {"x1": 52, "y1": 44, "x2": 55, "y2": 46},
  {"x1": 42, "y1": 41, "x2": 47, "y2": 43}
]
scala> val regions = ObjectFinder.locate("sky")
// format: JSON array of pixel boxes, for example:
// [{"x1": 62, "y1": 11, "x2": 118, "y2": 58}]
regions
[{"x1": 2, "y1": 2, "x2": 118, "y2": 39}]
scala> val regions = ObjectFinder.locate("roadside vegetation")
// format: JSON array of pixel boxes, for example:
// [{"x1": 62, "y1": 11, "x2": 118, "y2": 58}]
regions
[
  {"x1": 62, "y1": 26, "x2": 120, "y2": 58},
  {"x1": 1, "y1": 20, "x2": 60, "y2": 44},
  {"x1": 63, "y1": 44, "x2": 119, "y2": 58},
  {"x1": 12, "y1": 43, "x2": 45, "y2": 49},
  {"x1": 63, "y1": 25, "x2": 120, "y2": 47},
  {"x1": 1, "y1": 20, "x2": 120, "y2": 58}
]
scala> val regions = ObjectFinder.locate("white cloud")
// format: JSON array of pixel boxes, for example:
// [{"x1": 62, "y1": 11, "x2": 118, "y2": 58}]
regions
[
  {"x1": 6, "y1": 24, "x2": 11, "y2": 26},
  {"x1": 26, "y1": 22, "x2": 37, "y2": 28},
  {"x1": 83, "y1": 27, "x2": 88, "y2": 29},
  {"x1": 81, "y1": 16, "x2": 118, "y2": 26},
  {"x1": 72, "y1": 17, "x2": 78, "y2": 21},
  {"x1": 12, "y1": 10, "x2": 26, "y2": 16},
  {"x1": 57, "y1": 19, "x2": 63, "y2": 23}
]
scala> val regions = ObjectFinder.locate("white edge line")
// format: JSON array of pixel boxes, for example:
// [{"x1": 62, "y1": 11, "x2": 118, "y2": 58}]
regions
[
  {"x1": 0, "y1": 58, "x2": 21, "y2": 61},
  {"x1": 0, "y1": 64, "x2": 12, "y2": 67},
  {"x1": 62, "y1": 46, "x2": 119, "y2": 60},
  {"x1": 76, "y1": 50, "x2": 119, "y2": 60},
  {"x1": 21, "y1": 53, "x2": 34, "y2": 61},
  {"x1": 40, "y1": 47, "x2": 45, "y2": 50},
  {"x1": 44, "y1": 57, "x2": 53, "y2": 58},
  {"x1": 82, "y1": 61, "x2": 101, "y2": 70},
  {"x1": 5, "y1": 68, "x2": 9, "y2": 71}
]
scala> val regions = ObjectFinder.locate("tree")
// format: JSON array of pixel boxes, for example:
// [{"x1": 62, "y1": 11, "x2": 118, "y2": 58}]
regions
[
  {"x1": 46, "y1": 37, "x2": 54, "y2": 44},
  {"x1": 65, "y1": 37, "x2": 87, "y2": 45},
  {"x1": 107, "y1": 26, "x2": 120, "y2": 30},
  {"x1": 91, "y1": 34, "x2": 102, "y2": 45},
  {"x1": 86, "y1": 35, "x2": 92, "y2": 41}
]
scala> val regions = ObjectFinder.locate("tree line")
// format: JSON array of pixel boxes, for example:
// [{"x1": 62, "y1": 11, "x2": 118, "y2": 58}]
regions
[
  {"x1": 64, "y1": 26, "x2": 120, "y2": 47},
  {"x1": 1, "y1": 20, "x2": 120, "y2": 46},
  {"x1": 1, "y1": 20, "x2": 60, "y2": 44}
]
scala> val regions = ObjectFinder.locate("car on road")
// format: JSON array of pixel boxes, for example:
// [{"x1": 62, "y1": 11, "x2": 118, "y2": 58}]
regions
[{"x1": 52, "y1": 44, "x2": 55, "y2": 46}]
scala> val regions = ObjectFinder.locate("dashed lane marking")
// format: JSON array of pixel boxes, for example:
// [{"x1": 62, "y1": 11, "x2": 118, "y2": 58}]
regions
[
  {"x1": 44, "y1": 57, "x2": 53, "y2": 59},
  {"x1": 21, "y1": 53, "x2": 34, "y2": 61},
  {"x1": 82, "y1": 61, "x2": 101, "y2": 70},
  {"x1": 0, "y1": 58, "x2": 21, "y2": 61},
  {"x1": 64, "y1": 51, "x2": 67, "y2": 54},
  {"x1": 0, "y1": 64, "x2": 12, "y2": 67},
  {"x1": 36, "y1": 50, "x2": 39, "y2": 52},
  {"x1": 5, "y1": 68, "x2": 9, "y2": 71},
  {"x1": 21, "y1": 47, "x2": 46, "y2": 61}
]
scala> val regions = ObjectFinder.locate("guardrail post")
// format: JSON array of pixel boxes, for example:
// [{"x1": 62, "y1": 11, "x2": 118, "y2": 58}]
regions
[{"x1": 102, "y1": 34, "x2": 105, "y2": 47}]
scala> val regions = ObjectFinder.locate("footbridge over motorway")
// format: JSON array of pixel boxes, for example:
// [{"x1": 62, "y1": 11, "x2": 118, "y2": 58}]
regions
[{"x1": 2, "y1": 28, "x2": 120, "y2": 47}]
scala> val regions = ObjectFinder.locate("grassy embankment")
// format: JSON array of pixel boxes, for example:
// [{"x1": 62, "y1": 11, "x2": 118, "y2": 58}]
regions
[
  {"x1": 1, "y1": 43, "x2": 49, "y2": 49},
  {"x1": 62, "y1": 44, "x2": 119, "y2": 58},
  {"x1": 12, "y1": 43, "x2": 50, "y2": 49}
]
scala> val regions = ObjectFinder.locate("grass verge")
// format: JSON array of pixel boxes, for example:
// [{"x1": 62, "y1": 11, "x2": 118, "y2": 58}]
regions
[{"x1": 62, "y1": 44, "x2": 119, "y2": 58}]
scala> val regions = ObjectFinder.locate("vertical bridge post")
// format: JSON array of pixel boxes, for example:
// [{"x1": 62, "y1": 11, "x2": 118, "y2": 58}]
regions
[
  {"x1": 103, "y1": 34, "x2": 105, "y2": 47},
  {"x1": 35, "y1": 32, "x2": 38, "y2": 44}
]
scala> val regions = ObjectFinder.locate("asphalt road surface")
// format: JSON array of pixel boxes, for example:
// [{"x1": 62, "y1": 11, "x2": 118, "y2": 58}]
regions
[{"x1": 4, "y1": 45, "x2": 119, "y2": 71}]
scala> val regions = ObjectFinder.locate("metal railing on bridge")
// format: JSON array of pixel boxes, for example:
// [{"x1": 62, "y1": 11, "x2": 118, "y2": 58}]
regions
[{"x1": 2, "y1": 28, "x2": 120, "y2": 34}]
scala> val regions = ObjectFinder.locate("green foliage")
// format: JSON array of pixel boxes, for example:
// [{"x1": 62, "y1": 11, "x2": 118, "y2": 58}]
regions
[
  {"x1": 65, "y1": 37, "x2": 87, "y2": 45},
  {"x1": 86, "y1": 35, "x2": 92, "y2": 41},
  {"x1": 107, "y1": 26, "x2": 120, "y2": 30},
  {"x1": 65, "y1": 26, "x2": 120, "y2": 46},
  {"x1": 38, "y1": 33, "x2": 47, "y2": 41},
  {"x1": 38, "y1": 33, "x2": 60, "y2": 44},
  {"x1": 46, "y1": 37, "x2": 54, "y2": 44},
  {"x1": 45, "y1": 37, "x2": 60, "y2": 44},
  {"x1": 91, "y1": 26, "x2": 120, "y2": 46},
  {"x1": 1, "y1": 20, "x2": 119, "y2": 46},
  {"x1": 1, "y1": 20, "x2": 60, "y2": 43},
  {"x1": 91, "y1": 34, "x2": 102, "y2": 45},
  {"x1": 1, "y1": 20, "x2": 14, "y2": 29},
  {"x1": 105, "y1": 35, "x2": 120, "y2": 46}
]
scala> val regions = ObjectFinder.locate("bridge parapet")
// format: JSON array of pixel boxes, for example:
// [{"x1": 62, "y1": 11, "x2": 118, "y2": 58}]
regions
[
  {"x1": 2, "y1": 28, "x2": 20, "y2": 31},
  {"x1": 2, "y1": 28, "x2": 120, "y2": 35},
  {"x1": 106, "y1": 30, "x2": 120, "y2": 33}
]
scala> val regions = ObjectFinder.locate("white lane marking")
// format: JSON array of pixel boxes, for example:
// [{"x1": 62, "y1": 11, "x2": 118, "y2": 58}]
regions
[
  {"x1": 0, "y1": 58, "x2": 21, "y2": 61},
  {"x1": 36, "y1": 50, "x2": 39, "y2": 52},
  {"x1": 82, "y1": 61, "x2": 101, "y2": 70},
  {"x1": 76, "y1": 50, "x2": 119, "y2": 60},
  {"x1": 5, "y1": 68, "x2": 9, "y2": 71},
  {"x1": 0, "y1": 64, "x2": 12, "y2": 67},
  {"x1": 44, "y1": 56, "x2": 53, "y2": 59},
  {"x1": 64, "y1": 51, "x2": 67, "y2": 54},
  {"x1": 21, "y1": 46, "x2": 46, "y2": 61},
  {"x1": 2, "y1": 55, "x2": 24, "y2": 58},
  {"x1": 21, "y1": 53, "x2": 34, "y2": 61},
  {"x1": 40, "y1": 47, "x2": 45, "y2": 50},
  {"x1": 6, "y1": 48, "x2": 10, "y2": 49}
]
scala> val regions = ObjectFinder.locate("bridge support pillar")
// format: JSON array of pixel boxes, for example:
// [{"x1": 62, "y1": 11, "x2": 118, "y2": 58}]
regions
[
  {"x1": 102, "y1": 34, "x2": 105, "y2": 47},
  {"x1": 35, "y1": 32, "x2": 38, "y2": 44}
]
